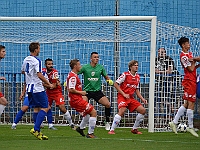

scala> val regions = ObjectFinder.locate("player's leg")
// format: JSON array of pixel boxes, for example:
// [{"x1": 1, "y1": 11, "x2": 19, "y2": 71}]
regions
[
  {"x1": 0, "y1": 94, "x2": 7, "y2": 116},
  {"x1": 108, "y1": 107, "x2": 126, "y2": 134},
  {"x1": 186, "y1": 101, "x2": 199, "y2": 137},
  {"x1": 86, "y1": 108, "x2": 97, "y2": 138},
  {"x1": 131, "y1": 104, "x2": 146, "y2": 134},
  {"x1": 56, "y1": 95, "x2": 75, "y2": 129},
  {"x1": 98, "y1": 93, "x2": 111, "y2": 130},
  {"x1": 58, "y1": 104, "x2": 75, "y2": 129},
  {"x1": 12, "y1": 97, "x2": 29, "y2": 129},
  {"x1": 169, "y1": 101, "x2": 187, "y2": 134},
  {"x1": 47, "y1": 106, "x2": 57, "y2": 130},
  {"x1": 46, "y1": 95, "x2": 57, "y2": 129},
  {"x1": 30, "y1": 92, "x2": 49, "y2": 140}
]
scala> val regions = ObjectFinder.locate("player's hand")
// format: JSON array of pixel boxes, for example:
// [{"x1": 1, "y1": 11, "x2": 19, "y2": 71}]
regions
[
  {"x1": 80, "y1": 91, "x2": 87, "y2": 96},
  {"x1": 142, "y1": 99, "x2": 148, "y2": 104},
  {"x1": 123, "y1": 93, "x2": 130, "y2": 99},
  {"x1": 49, "y1": 84, "x2": 54, "y2": 89},
  {"x1": 19, "y1": 94, "x2": 24, "y2": 101},
  {"x1": 106, "y1": 79, "x2": 114, "y2": 86},
  {"x1": 0, "y1": 77, "x2": 6, "y2": 80},
  {"x1": 63, "y1": 81, "x2": 67, "y2": 87},
  {"x1": 188, "y1": 58, "x2": 194, "y2": 62}
]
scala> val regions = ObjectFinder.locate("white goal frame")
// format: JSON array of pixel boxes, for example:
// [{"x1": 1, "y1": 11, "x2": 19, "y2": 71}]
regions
[{"x1": 0, "y1": 16, "x2": 157, "y2": 133}]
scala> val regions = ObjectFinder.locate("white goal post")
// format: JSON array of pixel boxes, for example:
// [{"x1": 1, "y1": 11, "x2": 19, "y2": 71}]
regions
[{"x1": 5, "y1": 16, "x2": 197, "y2": 133}]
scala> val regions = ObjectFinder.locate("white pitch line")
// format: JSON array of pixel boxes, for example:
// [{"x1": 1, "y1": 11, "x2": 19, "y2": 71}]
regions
[{"x1": 14, "y1": 135, "x2": 199, "y2": 144}]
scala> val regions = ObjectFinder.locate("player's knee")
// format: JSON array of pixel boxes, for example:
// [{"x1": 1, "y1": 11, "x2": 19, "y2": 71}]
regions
[
  {"x1": 140, "y1": 108, "x2": 146, "y2": 115},
  {"x1": 90, "y1": 109, "x2": 97, "y2": 117},
  {"x1": 105, "y1": 102, "x2": 111, "y2": 108}
]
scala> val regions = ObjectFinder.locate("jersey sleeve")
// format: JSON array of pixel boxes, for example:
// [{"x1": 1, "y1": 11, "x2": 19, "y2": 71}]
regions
[
  {"x1": 68, "y1": 76, "x2": 77, "y2": 89},
  {"x1": 101, "y1": 65, "x2": 108, "y2": 77},
  {"x1": 116, "y1": 73, "x2": 126, "y2": 84},
  {"x1": 51, "y1": 71, "x2": 59, "y2": 83},
  {"x1": 35, "y1": 59, "x2": 42, "y2": 73},
  {"x1": 181, "y1": 55, "x2": 191, "y2": 68}
]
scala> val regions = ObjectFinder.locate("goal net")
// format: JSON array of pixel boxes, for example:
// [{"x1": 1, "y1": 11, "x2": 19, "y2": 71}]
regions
[{"x1": 0, "y1": 16, "x2": 199, "y2": 132}]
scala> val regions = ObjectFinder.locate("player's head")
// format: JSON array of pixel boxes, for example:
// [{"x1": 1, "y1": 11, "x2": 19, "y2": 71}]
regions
[
  {"x1": 0, "y1": 45, "x2": 6, "y2": 59},
  {"x1": 158, "y1": 48, "x2": 166, "y2": 58},
  {"x1": 178, "y1": 37, "x2": 190, "y2": 50},
  {"x1": 69, "y1": 59, "x2": 81, "y2": 72},
  {"x1": 90, "y1": 52, "x2": 99, "y2": 64},
  {"x1": 45, "y1": 58, "x2": 53, "y2": 71},
  {"x1": 128, "y1": 60, "x2": 138, "y2": 72},
  {"x1": 29, "y1": 42, "x2": 40, "y2": 56}
]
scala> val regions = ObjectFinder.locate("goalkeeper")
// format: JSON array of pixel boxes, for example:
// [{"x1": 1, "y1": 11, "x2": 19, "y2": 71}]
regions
[{"x1": 78, "y1": 52, "x2": 113, "y2": 130}]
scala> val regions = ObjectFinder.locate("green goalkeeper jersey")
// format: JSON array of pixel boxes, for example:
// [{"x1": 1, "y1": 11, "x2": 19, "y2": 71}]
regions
[{"x1": 78, "y1": 64, "x2": 107, "y2": 91}]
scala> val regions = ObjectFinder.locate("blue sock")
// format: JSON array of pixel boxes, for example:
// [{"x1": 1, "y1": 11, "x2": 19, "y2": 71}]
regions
[
  {"x1": 14, "y1": 110, "x2": 25, "y2": 124},
  {"x1": 34, "y1": 110, "x2": 46, "y2": 132},
  {"x1": 33, "y1": 112, "x2": 38, "y2": 124},
  {"x1": 47, "y1": 109, "x2": 53, "y2": 124}
]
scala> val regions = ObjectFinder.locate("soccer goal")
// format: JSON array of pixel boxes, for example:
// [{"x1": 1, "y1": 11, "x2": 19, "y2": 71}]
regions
[{"x1": 0, "y1": 16, "x2": 199, "y2": 132}]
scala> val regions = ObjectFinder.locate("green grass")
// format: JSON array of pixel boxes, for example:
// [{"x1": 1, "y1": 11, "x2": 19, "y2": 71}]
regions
[{"x1": 0, "y1": 125, "x2": 199, "y2": 150}]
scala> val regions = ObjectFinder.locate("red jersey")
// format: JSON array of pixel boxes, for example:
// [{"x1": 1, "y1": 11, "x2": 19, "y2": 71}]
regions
[
  {"x1": 67, "y1": 71, "x2": 82, "y2": 101},
  {"x1": 42, "y1": 68, "x2": 62, "y2": 94},
  {"x1": 180, "y1": 51, "x2": 196, "y2": 82},
  {"x1": 116, "y1": 71, "x2": 140, "y2": 97}
]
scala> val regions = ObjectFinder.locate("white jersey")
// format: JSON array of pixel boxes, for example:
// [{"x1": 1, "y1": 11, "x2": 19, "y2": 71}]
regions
[
  {"x1": 197, "y1": 74, "x2": 200, "y2": 83},
  {"x1": 21, "y1": 56, "x2": 45, "y2": 93}
]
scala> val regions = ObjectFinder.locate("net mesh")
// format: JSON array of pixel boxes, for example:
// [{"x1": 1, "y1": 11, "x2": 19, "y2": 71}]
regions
[{"x1": 0, "y1": 19, "x2": 199, "y2": 131}]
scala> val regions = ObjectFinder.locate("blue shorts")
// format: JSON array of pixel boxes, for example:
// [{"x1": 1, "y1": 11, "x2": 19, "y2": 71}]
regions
[
  {"x1": 23, "y1": 96, "x2": 29, "y2": 106},
  {"x1": 28, "y1": 91, "x2": 48, "y2": 108},
  {"x1": 197, "y1": 82, "x2": 200, "y2": 99}
]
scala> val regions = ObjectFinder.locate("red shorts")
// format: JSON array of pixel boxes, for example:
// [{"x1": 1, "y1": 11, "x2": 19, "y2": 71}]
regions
[
  {"x1": 69, "y1": 98, "x2": 94, "y2": 117},
  {"x1": 47, "y1": 93, "x2": 65, "y2": 106},
  {"x1": 182, "y1": 80, "x2": 196, "y2": 102},
  {"x1": 118, "y1": 94, "x2": 141, "y2": 112},
  {"x1": 0, "y1": 92, "x2": 4, "y2": 98}
]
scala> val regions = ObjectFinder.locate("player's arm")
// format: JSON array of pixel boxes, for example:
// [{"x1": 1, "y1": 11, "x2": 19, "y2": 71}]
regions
[
  {"x1": 114, "y1": 82, "x2": 129, "y2": 99},
  {"x1": 135, "y1": 89, "x2": 148, "y2": 104},
  {"x1": 191, "y1": 56, "x2": 200, "y2": 62},
  {"x1": 19, "y1": 83, "x2": 26, "y2": 100},
  {"x1": 67, "y1": 76, "x2": 87, "y2": 95},
  {"x1": 102, "y1": 67, "x2": 113, "y2": 85},
  {"x1": 37, "y1": 72, "x2": 53, "y2": 89},
  {"x1": 114, "y1": 73, "x2": 129, "y2": 99},
  {"x1": 68, "y1": 88, "x2": 87, "y2": 96},
  {"x1": 181, "y1": 56, "x2": 196, "y2": 72}
]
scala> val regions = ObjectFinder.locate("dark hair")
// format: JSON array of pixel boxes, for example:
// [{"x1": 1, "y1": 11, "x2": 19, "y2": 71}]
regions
[
  {"x1": 29, "y1": 42, "x2": 40, "y2": 53},
  {"x1": 128, "y1": 60, "x2": 138, "y2": 71},
  {"x1": 69, "y1": 59, "x2": 79, "y2": 69},
  {"x1": 0, "y1": 45, "x2": 5, "y2": 51},
  {"x1": 178, "y1": 37, "x2": 189, "y2": 48},
  {"x1": 90, "y1": 52, "x2": 98, "y2": 57},
  {"x1": 45, "y1": 58, "x2": 53, "y2": 64}
]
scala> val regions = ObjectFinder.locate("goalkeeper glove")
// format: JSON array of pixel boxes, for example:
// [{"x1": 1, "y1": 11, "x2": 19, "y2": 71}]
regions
[
  {"x1": 106, "y1": 79, "x2": 114, "y2": 86},
  {"x1": 63, "y1": 82, "x2": 67, "y2": 87}
]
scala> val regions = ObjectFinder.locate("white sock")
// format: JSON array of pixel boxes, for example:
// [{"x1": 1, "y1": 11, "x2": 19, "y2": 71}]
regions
[
  {"x1": 133, "y1": 113, "x2": 144, "y2": 130},
  {"x1": 64, "y1": 111, "x2": 73, "y2": 125},
  {"x1": 187, "y1": 109, "x2": 194, "y2": 128},
  {"x1": 0, "y1": 104, "x2": 6, "y2": 116},
  {"x1": 49, "y1": 123, "x2": 53, "y2": 128},
  {"x1": 88, "y1": 117, "x2": 96, "y2": 134},
  {"x1": 110, "y1": 114, "x2": 121, "y2": 131},
  {"x1": 173, "y1": 106, "x2": 186, "y2": 124},
  {"x1": 80, "y1": 114, "x2": 90, "y2": 129},
  {"x1": 12, "y1": 123, "x2": 16, "y2": 126}
]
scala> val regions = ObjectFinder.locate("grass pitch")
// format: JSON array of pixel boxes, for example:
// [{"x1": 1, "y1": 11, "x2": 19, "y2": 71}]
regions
[{"x1": 0, "y1": 125, "x2": 199, "y2": 150}]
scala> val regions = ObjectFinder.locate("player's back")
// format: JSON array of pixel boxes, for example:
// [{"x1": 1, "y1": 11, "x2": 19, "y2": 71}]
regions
[{"x1": 22, "y1": 56, "x2": 44, "y2": 93}]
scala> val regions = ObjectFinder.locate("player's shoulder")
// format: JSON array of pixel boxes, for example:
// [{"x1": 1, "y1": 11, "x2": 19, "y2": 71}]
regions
[
  {"x1": 52, "y1": 68, "x2": 58, "y2": 73},
  {"x1": 42, "y1": 68, "x2": 46, "y2": 72}
]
